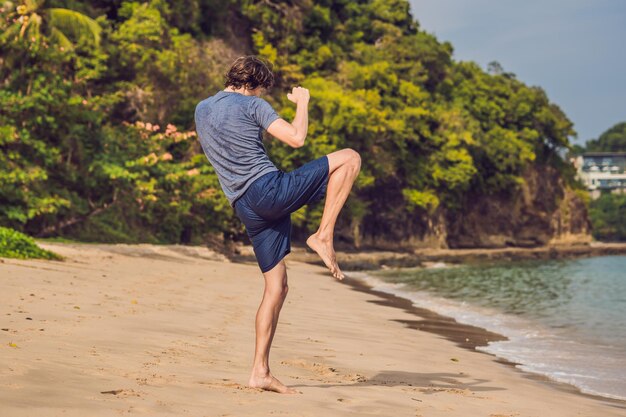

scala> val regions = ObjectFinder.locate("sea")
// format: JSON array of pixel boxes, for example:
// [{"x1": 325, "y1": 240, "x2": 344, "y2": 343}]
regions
[{"x1": 351, "y1": 255, "x2": 626, "y2": 401}]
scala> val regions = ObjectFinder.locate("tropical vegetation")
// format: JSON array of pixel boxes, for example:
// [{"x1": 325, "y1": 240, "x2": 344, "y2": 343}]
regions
[
  {"x1": 576, "y1": 121, "x2": 626, "y2": 241},
  {"x1": 0, "y1": 226, "x2": 61, "y2": 259},
  {"x1": 0, "y1": 0, "x2": 582, "y2": 248}
]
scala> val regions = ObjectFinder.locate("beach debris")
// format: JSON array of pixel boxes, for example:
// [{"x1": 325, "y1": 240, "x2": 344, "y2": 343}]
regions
[
  {"x1": 26, "y1": 317, "x2": 32, "y2": 320},
  {"x1": 411, "y1": 397, "x2": 423, "y2": 402},
  {"x1": 1, "y1": 328, "x2": 8, "y2": 331},
  {"x1": 8, "y1": 342, "x2": 18, "y2": 348},
  {"x1": 450, "y1": 358, "x2": 459, "y2": 362},
  {"x1": 100, "y1": 389, "x2": 124, "y2": 395},
  {"x1": 131, "y1": 299, "x2": 138, "y2": 304},
  {"x1": 73, "y1": 306, "x2": 80, "y2": 309},
  {"x1": 99, "y1": 389, "x2": 144, "y2": 398}
]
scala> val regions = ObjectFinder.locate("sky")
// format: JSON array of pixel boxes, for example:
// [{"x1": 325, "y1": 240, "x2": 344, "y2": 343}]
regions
[{"x1": 408, "y1": 0, "x2": 626, "y2": 145}]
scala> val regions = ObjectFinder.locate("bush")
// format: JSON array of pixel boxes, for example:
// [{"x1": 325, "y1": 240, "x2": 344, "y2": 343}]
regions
[
  {"x1": 0, "y1": 227, "x2": 62, "y2": 260},
  {"x1": 589, "y1": 193, "x2": 626, "y2": 242}
]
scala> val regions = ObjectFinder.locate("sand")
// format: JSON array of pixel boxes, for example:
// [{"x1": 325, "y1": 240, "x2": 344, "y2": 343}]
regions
[{"x1": 1, "y1": 242, "x2": 624, "y2": 417}]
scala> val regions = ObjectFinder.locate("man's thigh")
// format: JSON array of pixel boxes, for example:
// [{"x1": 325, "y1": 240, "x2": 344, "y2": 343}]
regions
[{"x1": 256, "y1": 155, "x2": 329, "y2": 219}]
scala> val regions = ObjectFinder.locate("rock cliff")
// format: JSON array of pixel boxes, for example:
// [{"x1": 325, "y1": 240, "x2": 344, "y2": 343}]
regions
[{"x1": 345, "y1": 162, "x2": 591, "y2": 250}]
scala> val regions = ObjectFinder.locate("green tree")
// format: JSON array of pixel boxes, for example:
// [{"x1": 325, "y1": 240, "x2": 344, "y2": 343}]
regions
[
  {"x1": 0, "y1": 0, "x2": 586, "y2": 248},
  {"x1": 0, "y1": 0, "x2": 101, "y2": 48},
  {"x1": 589, "y1": 193, "x2": 626, "y2": 241},
  {"x1": 585, "y1": 122, "x2": 626, "y2": 152}
]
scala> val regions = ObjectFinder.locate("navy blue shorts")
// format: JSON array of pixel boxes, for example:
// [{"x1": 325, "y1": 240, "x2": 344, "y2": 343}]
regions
[{"x1": 233, "y1": 155, "x2": 330, "y2": 273}]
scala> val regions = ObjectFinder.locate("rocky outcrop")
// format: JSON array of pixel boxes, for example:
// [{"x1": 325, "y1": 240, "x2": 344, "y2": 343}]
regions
[
  {"x1": 349, "y1": 162, "x2": 591, "y2": 250},
  {"x1": 344, "y1": 181, "x2": 448, "y2": 251},
  {"x1": 446, "y1": 163, "x2": 591, "y2": 248}
]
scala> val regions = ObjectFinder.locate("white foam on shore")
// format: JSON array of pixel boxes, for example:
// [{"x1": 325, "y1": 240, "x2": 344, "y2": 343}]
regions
[{"x1": 349, "y1": 270, "x2": 626, "y2": 401}]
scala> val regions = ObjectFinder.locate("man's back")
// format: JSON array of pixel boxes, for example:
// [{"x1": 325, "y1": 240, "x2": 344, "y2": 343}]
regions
[{"x1": 195, "y1": 90, "x2": 280, "y2": 207}]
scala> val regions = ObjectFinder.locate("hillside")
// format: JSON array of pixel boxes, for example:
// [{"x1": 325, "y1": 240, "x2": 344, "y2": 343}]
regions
[{"x1": 0, "y1": 0, "x2": 590, "y2": 249}]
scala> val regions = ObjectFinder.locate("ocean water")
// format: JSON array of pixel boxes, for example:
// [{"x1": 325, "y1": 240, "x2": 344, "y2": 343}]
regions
[{"x1": 353, "y1": 255, "x2": 626, "y2": 400}]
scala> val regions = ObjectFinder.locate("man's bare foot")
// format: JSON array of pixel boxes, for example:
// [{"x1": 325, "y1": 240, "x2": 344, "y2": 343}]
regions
[
  {"x1": 306, "y1": 233, "x2": 344, "y2": 280},
  {"x1": 248, "y1": 372, "x2": 300, "y2": 394}
]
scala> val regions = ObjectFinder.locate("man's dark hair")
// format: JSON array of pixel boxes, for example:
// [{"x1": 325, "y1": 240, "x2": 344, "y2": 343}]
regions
[{"x1": 224, "y1": 56, "x2": 275, "y2": 91}]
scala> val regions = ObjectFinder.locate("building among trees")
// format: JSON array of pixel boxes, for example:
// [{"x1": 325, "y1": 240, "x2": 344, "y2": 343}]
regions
[{"x1": 574, "y1": 153, "x2": 626, "y2": 199}]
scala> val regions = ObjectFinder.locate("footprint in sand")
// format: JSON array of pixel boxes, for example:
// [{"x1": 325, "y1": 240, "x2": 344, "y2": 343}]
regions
[
  {"x1": 336, "y1": 397, "x2": 354, "y2": 403},
  {"x1": 280, "y1": 359, "x2": 366, "y2": 384},
  {"x1": 121, "y1": 371, "x2": 176, "y2": 387},
  {"x1": 418, "y1": 387, "x2": 487, "y2": 399}
]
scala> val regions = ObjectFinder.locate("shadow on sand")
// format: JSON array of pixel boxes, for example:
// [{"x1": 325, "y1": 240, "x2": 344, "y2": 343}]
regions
[{"x1": 291, "y1": 370, "x2": 506, "y2": 392}]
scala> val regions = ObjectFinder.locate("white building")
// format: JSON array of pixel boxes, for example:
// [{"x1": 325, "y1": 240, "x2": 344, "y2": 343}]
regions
[{"x1": 573, "y1": 152, "x2": 626, "y2": 199}]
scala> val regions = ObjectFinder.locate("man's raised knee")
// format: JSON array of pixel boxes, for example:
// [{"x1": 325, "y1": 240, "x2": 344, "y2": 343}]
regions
[
  {"x1": 327, "y1": 148, "x2": 361, "y2": 174},
  {"x1": 345, "y1": 148, "x2": 361, "y2": 170}
]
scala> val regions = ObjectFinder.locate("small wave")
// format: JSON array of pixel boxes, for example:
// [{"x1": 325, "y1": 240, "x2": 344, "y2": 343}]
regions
[
  {"x1": 349, "y1": 270, "x2": 626, "y2": 401},
  {"x1": 423, "y1": 261, "x2": 449, "y2": 269}
]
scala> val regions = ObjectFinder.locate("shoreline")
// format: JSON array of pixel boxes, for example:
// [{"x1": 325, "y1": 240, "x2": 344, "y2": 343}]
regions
[
  {"x1": 283, "y1": 241, "x2": 626, "y2": 271},
  {"x1": 341, "y1": 273, "x2": 626, "y2": 408},
  {"x1": 1, "y1": 242, "x2": 625, "y2": 416},
  {"x1": 234, "y1": 241, "x2": 626, "y2": 404}
]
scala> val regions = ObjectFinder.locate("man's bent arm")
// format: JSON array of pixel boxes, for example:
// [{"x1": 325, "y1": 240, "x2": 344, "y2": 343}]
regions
[
  {"x1": 291, "y1": 99, "x2": 309, "y2": 145},
  {"x1": 267, "y1": 87, "x2": 309, "y2": 148}
]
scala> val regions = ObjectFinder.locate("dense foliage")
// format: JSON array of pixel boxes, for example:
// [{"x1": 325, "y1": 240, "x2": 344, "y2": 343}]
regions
[
  {"x1": 589, "y1": 193, "x2": 626, "y2": 241},
  {"x1": 585, "y1": 122, "x2": 626, "y2": 153},
  {"x1": 576, "y1": 122, "x2": 626, "y2": 242},
  {"x1": 0, "y1": 0, "x2": 578, "y2": 247},
  {"x1": 0, "y1": 227, "x2": 61, "y2": 259}
]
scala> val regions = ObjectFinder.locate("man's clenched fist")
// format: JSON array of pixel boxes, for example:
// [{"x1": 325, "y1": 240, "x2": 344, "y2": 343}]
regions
[{"x1": 287, "y1": 86, "x2": 310, "y2": 104}]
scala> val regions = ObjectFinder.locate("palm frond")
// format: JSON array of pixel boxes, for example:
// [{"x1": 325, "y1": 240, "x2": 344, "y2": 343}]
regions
[
  {"x1": 49, "y1": 26, "x2": 73, "y2": 49},
  {"x1": 0, "y1": 23, "x2": 21, "y2": 44},
  {"x1": 47, "y1": 8, "x2": 101, "y2": 45}
]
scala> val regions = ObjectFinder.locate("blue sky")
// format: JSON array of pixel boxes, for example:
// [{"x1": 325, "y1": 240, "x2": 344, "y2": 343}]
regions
[{"x1": 408, "y1": 0, "x2": 626, "y2": 145}]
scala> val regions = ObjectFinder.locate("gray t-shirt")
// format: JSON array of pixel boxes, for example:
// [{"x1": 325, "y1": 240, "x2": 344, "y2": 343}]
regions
[{"x1": 195, "y1": 90, "x2": 281, "y2": 207}]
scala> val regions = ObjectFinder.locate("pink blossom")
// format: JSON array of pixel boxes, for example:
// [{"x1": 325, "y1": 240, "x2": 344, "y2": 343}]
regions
[{"x1": 165, "y1": 124, "x2": 177, "y2": 135}]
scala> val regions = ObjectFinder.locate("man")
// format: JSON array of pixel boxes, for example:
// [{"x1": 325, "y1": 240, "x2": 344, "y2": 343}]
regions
[{"x1": 194, "y1": 56, "x2": 361, "y2": 394}]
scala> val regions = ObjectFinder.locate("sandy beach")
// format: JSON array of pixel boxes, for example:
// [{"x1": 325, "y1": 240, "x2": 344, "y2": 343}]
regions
[{"x1": 1, "y1": 242, "x2": 624, "y2": 417}]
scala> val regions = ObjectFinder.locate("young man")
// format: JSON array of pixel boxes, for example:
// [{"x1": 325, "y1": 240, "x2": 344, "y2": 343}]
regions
[{"x1": 194, "y1": 56, "x2": 361, "y2": 394}]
